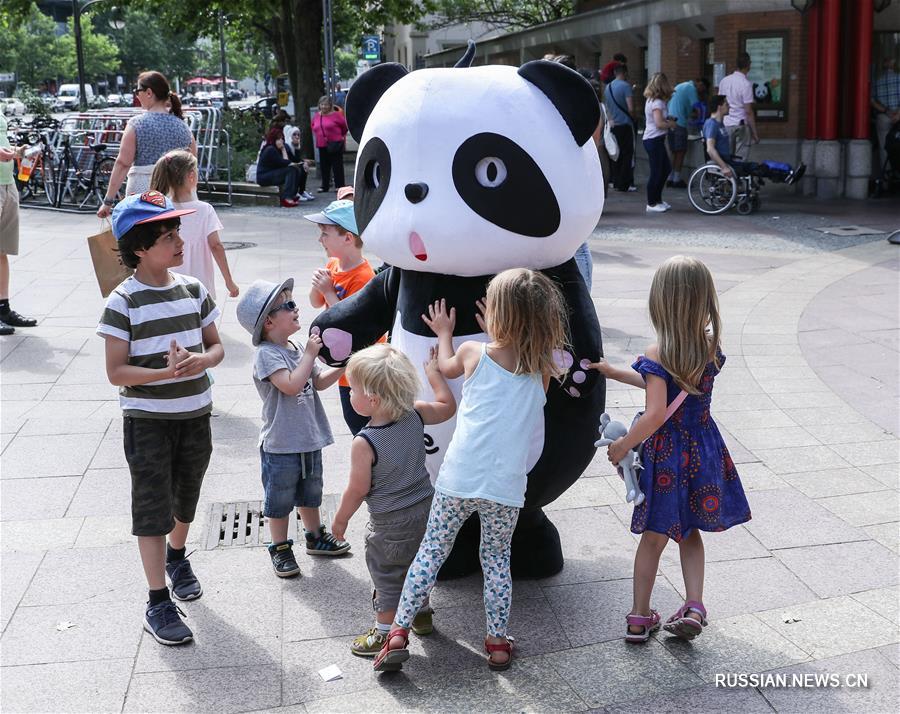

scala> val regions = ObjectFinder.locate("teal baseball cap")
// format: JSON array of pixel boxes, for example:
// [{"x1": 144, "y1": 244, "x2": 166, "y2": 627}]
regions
[
  {"x1": 303, "y1": 199, "x2": 358, "y2": 235},
  {"x1": 111, "y1": 190, "x2": 196, "y2": 241}
]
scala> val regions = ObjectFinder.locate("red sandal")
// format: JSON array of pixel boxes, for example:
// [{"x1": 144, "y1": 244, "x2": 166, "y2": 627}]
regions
[
  {"x1": 373, "y1": 628, "x2": 410, "y2": 672},
  {"x1": 624, "y1": 609, "x2": 660, "y2": 643},
  {"x1": 484, "y1": 636, "x2": 514, "y2": 671},
  {"x1": 663, "y1": 601, "x2": 707, "y2": 640}
]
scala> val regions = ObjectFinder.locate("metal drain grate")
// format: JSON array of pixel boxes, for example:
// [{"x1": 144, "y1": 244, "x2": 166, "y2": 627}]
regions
[
  {"x1": 221, "y1": 241, "x2": 258, "y2": 250},
  {"x1": 205, "y1": 495, "x2": 341, "y2": 549},
  {"x1": 814, "y1": 225, "x2": 885, "y2": 237}
]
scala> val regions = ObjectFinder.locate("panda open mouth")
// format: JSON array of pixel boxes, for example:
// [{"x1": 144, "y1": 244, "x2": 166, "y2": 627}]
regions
[{"x1": 409, "y1": 231, "x2": 427, "y2": 261}]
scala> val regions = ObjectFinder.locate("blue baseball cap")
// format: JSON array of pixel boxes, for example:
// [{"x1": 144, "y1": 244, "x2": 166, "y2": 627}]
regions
[
  {"x1": 303, "y1": 199, "x2": 358, "y2": 236},
  {"x1": 111, "y1": 191, "x2": 196, "y2": 241}
]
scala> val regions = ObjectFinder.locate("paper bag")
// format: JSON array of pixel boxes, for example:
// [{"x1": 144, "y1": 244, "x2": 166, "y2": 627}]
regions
[{"x1": 87, "y1": 224, "x2": 132, "y2": 297}]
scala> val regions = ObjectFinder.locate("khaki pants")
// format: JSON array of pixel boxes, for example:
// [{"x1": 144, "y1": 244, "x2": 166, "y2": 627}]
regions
[
  {"x1": 0, "y1": 183, "x2": 19, "y2": 256},
  {"x1": 726, "y1": 124, "x2": 751, "y2": 160}
]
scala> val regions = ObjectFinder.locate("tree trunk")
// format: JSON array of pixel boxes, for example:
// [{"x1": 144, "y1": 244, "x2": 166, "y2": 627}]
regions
[{"x1": 288, "y1": 0, "x2": 324, "y2": 157}]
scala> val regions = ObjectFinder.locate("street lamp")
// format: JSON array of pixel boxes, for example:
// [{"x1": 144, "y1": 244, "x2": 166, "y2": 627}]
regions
[{"x1": 72, "y1": 0, "x2": 109, "y2": 111}]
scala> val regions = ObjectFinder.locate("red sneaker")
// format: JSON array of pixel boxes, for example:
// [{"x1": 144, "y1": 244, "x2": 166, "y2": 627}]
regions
[{"x1": 280, "y1": 198, "x2": 299, "y2": 208}]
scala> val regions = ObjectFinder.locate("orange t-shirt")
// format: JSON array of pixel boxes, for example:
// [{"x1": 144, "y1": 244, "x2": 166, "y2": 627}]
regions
[{"x1": 325, "y1": 257, "x2": 384, "y2": 386}]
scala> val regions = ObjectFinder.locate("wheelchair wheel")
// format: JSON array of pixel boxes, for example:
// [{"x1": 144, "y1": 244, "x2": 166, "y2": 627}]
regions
[
  {"x1": 736, "y1": 198, "x2": 753, "y2": 215},
  {"x1": 688, "y1": 164, "x2": 737, "y2": 215}
]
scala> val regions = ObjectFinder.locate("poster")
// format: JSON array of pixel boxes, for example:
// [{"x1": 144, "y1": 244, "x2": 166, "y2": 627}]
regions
[{"x1": 745, "y1": 36, "x2": 783, "y2": 105}]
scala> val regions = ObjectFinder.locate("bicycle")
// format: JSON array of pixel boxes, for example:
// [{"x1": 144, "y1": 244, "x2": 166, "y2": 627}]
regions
[
  {"x1": 12, "y1": 117, "x2": 61, "y2": 206},
  {"x1": 50, "y1": 131, "x2": 118, "y2": 210}
]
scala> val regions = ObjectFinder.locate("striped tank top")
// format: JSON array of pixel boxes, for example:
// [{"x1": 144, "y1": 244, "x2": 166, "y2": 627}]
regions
[{"x1": 357, "y1": 409, "x2": 434, "y2": 515}]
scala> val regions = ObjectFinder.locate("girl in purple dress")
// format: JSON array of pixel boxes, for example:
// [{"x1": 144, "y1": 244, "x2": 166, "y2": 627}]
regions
[{"x1": 589, "y1": 256, "x2": 750, "y2": 643}]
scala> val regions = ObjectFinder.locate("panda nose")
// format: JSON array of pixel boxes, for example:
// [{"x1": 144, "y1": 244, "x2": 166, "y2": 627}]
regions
[{"x1": 404, "y1": 182, "x2": 429, "y2": 204}]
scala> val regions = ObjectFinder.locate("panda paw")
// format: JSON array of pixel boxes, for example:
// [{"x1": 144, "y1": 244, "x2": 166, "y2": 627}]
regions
[
  {"x1": 310, "y1": 326, "x2": 353, "y2": 362},
  {"x1": 557, "y1": 355, "x2": 596, "y2": 398}
]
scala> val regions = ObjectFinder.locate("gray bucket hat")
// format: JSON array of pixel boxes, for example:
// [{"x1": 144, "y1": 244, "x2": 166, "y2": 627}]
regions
[{"x1": 236, "y1": 278, "x2": 295, "y2": 346}]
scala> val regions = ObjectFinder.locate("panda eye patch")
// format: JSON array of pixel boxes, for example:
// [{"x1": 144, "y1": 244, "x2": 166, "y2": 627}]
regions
[
  {"x1": 354, "y1": 137, "x2": 391, "y2": 234},
  {"x1": 453, "y1": 133, "x2": 560, "y2": 238}
]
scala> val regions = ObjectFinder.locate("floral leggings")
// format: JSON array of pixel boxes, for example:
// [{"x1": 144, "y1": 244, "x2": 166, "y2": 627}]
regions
[{"x1": 394, "y1": 490, "x2": 520, "y2": 637}]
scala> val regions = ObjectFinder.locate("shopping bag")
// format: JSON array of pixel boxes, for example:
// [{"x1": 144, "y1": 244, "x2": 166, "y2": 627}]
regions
[{"x1": 87, "y1": 222, "x2": 132, "y2": 297}]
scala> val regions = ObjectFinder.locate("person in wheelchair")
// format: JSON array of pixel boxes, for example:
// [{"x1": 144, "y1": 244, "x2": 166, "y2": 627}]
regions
[{"x1": 703, "y1": 95, "x2": 803, "y2": 185}]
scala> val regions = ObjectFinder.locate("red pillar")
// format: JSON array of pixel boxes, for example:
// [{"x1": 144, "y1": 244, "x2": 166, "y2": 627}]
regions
[
  {"x1": 805, "y1": 3, "x2": 820, "y2": 139},
  {"x1": 850, "y1": 0, "x2": 873, "y2": 139},
  {"x1": 817, "y1": 0, "x2": 841, "y2": 141}
]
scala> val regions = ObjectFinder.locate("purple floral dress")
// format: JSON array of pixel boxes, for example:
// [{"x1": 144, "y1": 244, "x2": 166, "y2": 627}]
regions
[{"x1": 630, "y1": 352, "x2": 751, "y2": 542}]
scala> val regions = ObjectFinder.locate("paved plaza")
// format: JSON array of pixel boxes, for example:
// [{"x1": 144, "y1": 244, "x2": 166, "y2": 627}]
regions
[{"x1": 1, "y1": 187, "x2": 898, "y2": 712}]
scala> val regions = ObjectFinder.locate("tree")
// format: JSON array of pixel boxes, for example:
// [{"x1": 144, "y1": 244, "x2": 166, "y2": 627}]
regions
[
  {"x1": 0, "y1": 4, "x2": 69, "y2": 87},
  {"x1": 425, "y1": 0, "x2": 574, "y2": 31},
  {"x1": 56, "y1": 17, "x2": 120, "y2": 80}
]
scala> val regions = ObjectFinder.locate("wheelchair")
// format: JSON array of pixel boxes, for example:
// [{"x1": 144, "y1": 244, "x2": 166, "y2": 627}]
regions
[{"x1": 688, "y1": 158, "x2": 805, "y2": 215}]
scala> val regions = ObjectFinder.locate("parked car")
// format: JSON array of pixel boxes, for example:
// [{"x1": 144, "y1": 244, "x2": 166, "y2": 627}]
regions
[
  {"x1": 55, "y1": 83, "x2": 94, "y2": 110},
  {"x1": 227, "y1": 88, "x2": 243, "y2": 101},
  {"x1": 106, "y1": 93, "x2": 122, "y2": 107},
  {"x1": 1, "y1": 97, "x2": 26, "y2": 116},
  {"x1": 239, "y1": 95, "x2": 279, "y2": 119}
]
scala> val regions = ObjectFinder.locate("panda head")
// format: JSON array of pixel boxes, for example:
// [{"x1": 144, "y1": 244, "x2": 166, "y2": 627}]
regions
[{"x1": 345, "y1": 55, "x2": 604, "y2": 277}]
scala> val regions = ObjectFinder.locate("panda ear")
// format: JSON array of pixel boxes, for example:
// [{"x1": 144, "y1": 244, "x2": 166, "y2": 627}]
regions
[
  {"x1": 518, "y1": 60, "x2": 600, "y2": 146},
  {"x1": 345, "y1": 63, "x2": 409, "y2": 142}
]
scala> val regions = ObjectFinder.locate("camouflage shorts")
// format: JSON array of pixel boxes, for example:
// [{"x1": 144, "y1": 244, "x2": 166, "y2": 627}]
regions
[{"x1": 124, "y1": 414, "x2": 212, "y2": 536}]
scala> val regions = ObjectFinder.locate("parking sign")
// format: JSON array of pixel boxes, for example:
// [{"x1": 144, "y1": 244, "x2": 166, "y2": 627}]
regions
[{"x1": 362, "y1": 35, "x2": 380, "y2": 62}]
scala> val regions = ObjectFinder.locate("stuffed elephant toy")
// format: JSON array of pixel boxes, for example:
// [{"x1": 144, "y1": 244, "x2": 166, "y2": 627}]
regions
[{"x1": 595, "y1": 413, "x2": 645, "y2": 506}]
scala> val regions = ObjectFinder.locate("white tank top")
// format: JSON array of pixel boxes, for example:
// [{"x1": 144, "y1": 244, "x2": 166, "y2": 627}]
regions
[{"x1": 435, "y1": 343, "x2": 546, "y2": 508}]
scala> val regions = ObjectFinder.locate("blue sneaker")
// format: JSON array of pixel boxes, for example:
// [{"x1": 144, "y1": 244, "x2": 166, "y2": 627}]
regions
[
  {"x1": 305, "y1": 526, "x2": 351, "y2": 556},
  {"x1": 144, "y1": 600, "x2": 193, "y2": 645},
  {"x1": 165, "y1": 555, "x2": 202, "y2": 601}
]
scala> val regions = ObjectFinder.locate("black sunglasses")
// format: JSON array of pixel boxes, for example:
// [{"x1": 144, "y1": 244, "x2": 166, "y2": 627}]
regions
[
  {"x1": 269, "y1": 300, "x2": 297, "y2": 315},
  {"x1": 133, "y1": 85, "x2": 147, "y2": 95}
]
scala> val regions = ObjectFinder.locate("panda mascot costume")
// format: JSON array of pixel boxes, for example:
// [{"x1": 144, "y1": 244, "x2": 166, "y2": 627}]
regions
[{"x1": 311, "y1": 43, "x2": 606, "y2": 578}]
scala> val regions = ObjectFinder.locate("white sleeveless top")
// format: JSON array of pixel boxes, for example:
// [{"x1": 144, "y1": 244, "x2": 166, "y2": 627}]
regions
[{"x1": 435, "y1": 344, "x2": 546, "y2": 508}]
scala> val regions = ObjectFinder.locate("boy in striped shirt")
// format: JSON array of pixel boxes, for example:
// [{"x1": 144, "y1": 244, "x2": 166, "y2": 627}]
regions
[{"x1": 97, "y1": 191, "x2": 224, "y2": 646}]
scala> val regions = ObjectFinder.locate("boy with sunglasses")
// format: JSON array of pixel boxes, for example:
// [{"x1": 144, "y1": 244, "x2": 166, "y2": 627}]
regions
[
  {"x1": 97, "y1": 191, "x2": 224, "y2": 645},
  {"x1": 237, "y1": 279, "x2": 350, "y2": 578}
]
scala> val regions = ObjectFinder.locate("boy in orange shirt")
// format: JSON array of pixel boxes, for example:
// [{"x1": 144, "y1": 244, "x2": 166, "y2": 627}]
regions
[{"x1": 306, "y1": 199, "x2": 381, "y2": 434}]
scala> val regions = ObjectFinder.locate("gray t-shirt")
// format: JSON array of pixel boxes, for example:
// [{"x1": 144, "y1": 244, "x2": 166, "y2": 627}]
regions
[{"x1": 253, "y1": 341, "x2": 334, "y2": 454}]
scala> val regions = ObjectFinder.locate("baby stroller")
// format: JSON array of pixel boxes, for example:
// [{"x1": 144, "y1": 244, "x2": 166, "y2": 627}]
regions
[
  {"x1": 874, "y1": 119, "x2": 900, "y2": 196},
  {"x1": 688, "y1": 158, "x2": 805, "y2": 215}
]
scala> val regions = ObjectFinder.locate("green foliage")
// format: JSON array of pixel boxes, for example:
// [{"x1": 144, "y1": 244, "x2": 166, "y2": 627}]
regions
[
  {"x1": 14, "y1": 85, "x2": 51, "y2": 117},
  {"x1": 56, "y1": 18, "x2": 120, "y2": 79},
  {"x1": 0, "y1": 4, "x2": 68, "y2": 86},
  {"x1": 334, "y1": 48, "x2": 358, "y2": 82},
  {"x1": 221, "y1": 108, "x2": 267, "y2": 178},
  {"x1": 425, "y1": 0, "x2": 575, "y2": 31}
]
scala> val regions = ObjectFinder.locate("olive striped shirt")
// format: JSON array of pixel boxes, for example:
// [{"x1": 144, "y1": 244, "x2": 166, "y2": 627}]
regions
[{"x1": 97, "y1": 272, "x2": 220, "y2": 419}]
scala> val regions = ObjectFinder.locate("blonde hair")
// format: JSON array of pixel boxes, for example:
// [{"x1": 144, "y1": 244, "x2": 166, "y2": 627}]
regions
[
  {"x1": 150, "y1": 149, "x2": 197, "y2": 196},
  {"x1": 643, "y1": 72, "x2": 674, "y2": 101},
  {"x1": 648, "y1": 256, "x2": 722, "y2": 394},
  {"x1": 346, "y1": 344, "x2": 420, "y2": 422},
  {"x1": 485, "y1": 268, "x2": 569, "y2": 379}
]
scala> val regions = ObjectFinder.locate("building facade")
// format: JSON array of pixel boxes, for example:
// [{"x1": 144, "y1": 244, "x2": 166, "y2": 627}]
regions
[{"x1": 425, "y1": 0, "x2": 900, "y2": 199}]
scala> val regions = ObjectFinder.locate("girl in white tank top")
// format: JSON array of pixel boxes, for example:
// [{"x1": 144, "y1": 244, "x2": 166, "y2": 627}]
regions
[{"x1": 373, "y1": 268, "x2": 569, "y2": 674}]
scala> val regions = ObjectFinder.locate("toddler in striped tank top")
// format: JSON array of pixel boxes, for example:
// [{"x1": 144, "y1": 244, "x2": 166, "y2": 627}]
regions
[{"x1": 331, "y1": 344, "x2": 456, "y2": 658}]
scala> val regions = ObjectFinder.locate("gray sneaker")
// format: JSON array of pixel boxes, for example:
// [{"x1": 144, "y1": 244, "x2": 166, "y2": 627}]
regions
[
  {"x1": 144, "y1": 600, "x2": 193, "y2": 645},
  {"x1": 165, "y1": 556, "x2": 202, "y2": 601}
]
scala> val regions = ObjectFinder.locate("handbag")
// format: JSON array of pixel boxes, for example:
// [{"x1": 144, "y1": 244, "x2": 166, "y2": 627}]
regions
[
  {"x1": 87, "y1": 221, "x2": 133, "y2": 297},
  {"x1": 600, "y1": 105, "x2": 620, "y2": 161}
]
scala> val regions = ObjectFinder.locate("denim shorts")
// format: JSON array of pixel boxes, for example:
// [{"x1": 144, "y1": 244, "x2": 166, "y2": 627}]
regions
[
  {"x1": 260, "y1": 448, "x2": 324, "y2": 518},
  {"x1": 667, "y1": 125, "x2": 688, "y2": 152}
]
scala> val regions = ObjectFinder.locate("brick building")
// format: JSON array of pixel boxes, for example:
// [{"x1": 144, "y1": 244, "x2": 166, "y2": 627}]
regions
[{"x1": 425, "y1": 0, "x2": 900, "y2": 199}]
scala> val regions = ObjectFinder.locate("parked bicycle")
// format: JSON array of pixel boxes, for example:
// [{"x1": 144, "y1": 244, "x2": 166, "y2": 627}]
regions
[{"x1": 49, "y1": 131, "x2": 119, "y2": 210}]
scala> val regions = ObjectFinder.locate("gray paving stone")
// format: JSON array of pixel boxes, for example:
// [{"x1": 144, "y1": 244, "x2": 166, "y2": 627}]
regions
[
  {"x1": 0, "y1": 658, "x2": 133, "y2": 713},
  {"x1": 1, "y1": 517, "x2": 83, "y2": 551},
  {"x1": 541, "y1": 638, "x2": 702, "y2": 709},
  {"x1": 863, "y1": 522, "x2": 900, "y2": 553},
  {"x1": 603, "y1": 681, "x2": 773, "y2": 713},
  {"x1": 123, "y1": 664, "x2": 280, "y2": 713},
  {"x1": 734, "y1": 461, "x2": 789, "y2": 491},
  {"x1": 863, "y1": 464, "x2": 900, "y2": 490},
  {"x1": 662, "y1": 557, "x2": 817, "y2": 620},
  {"x1": 429, "y1": 571, "x2": 543, "y2": 610},
  {"x1": 774, "y1": 542, "x2": 899, "y2": 599},
  {"x1": 0, "y1": 382, "x2": 53, "y2": 401},
  {"x1": 0, "y1": 475, "x2": 79, "y2": 520},
  {"x1": 715, "y1": 409, "x2": 798, "y2": 431},
  {"x1": 728, "y1": 426, "x2": 820, "y2": 451},
  {"x1": 21, "y1": 544, "x2": 144, "y2": 606},
  {"x1": 876, "y1": 643, "x2": 900, "y2": 668},
  {"x1": 851, "y1": 586, "x2": 899, "y2": 624},
  {"x1": 781, "y1": 467, "x2": 886, "y2": 498},
  {"x1": 0, "y1": 550, "x2": 43, "y2": 632},
  {"x1": 72, "y1": 515, "x2": 136, "y2": 548},
  {"x1": 757, "y1": 648, "x2": 899, "y2": 713},
  {"x1": 0, "y1": 432, "x2": 103, "y2": 479},
  {"x1": 545, "y1": 476, "x2": 621, "y2": 511},
  {"x1": 783, "y1": 407, "x2": 868, "y2": 426},
  {"x1": 756, "y1": 596, "x2": 898, "y2": 660},
  {"x1": 743, "y1": 489, "x2": 867, "y2": 549},
  {"x1": 86, "y1": 435, "x2": 128, "y2": 470},
  {"x1": 804, "y1": 421, "x2": 895, "y2": 444},
  {"x1": 1, "y1": 600, "x2": 142, "y2": 665},
  {"x1": 544, "y1": 576, "x2": 684, "y2": 647},
  {"x1": 659, "y1": 524, "x2": 769, "y2": 566},
  {"x1": 830, "y1": 440, "x2": 899, "y2": 468},
  {"x1": 542, "y1": 507, "x2": 640, "y2": 587},
  {"x1": 16, "y1": 415, "x2": 112, "y2": 437},
  {"x1": 65, "y1": 468, "x2": 132, "y2": 516},
  {"x1": 816, "y1": 491, "x2": 900, "y2": 527},
  {"x1": 135, "y1": 581, "x2": 284, "y2": 672},
  {"x1": 659, "y1": 613, "x2": 810, "y2": 682},
  {"x1": 752, "y1": 445, "x2": 851, "y2": 474}
]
